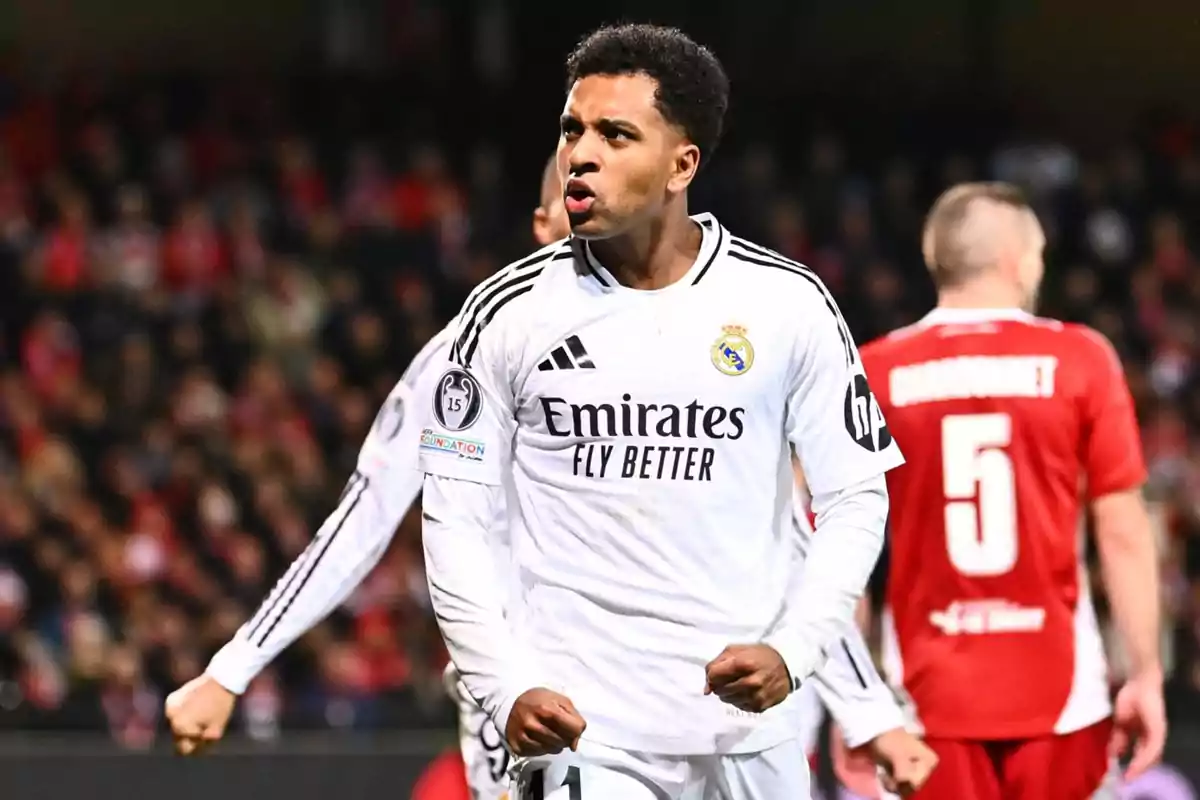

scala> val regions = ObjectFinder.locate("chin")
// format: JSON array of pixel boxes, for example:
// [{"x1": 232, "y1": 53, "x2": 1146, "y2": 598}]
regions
[{"x1": 568, "y1": 214, "x2": 613, "y2": 240}]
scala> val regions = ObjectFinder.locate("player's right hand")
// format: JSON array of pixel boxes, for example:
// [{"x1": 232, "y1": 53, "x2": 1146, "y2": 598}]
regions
[
  {"x1": 505, "y1": 688, "x2": 587, "y2": 757},
  {"x1": 164, "y1": 674, "x2": 237, "y2": 756}
]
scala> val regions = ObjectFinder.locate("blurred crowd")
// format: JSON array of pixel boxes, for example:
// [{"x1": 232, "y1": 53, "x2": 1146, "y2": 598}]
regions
[{"x1": 1, "y1": 70, "x2": 1200, "y2": 748}]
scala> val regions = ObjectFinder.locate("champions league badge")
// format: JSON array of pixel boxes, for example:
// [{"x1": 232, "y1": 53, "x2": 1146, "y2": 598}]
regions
[{"x1": 433, "y1": 368, "x2": 484, "y2": 431}]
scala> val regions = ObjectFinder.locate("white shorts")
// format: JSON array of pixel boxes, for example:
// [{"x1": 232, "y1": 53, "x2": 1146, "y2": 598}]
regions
[
  {"x1": 510, "y1": 737, "x2": 811, "y2": 800},
  {"x1": 454, "y1": 679, "x2": 511, "y2": 800}
]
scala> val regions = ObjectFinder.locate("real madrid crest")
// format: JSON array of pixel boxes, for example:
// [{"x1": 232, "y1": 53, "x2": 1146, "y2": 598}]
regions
[{"x1": 711, "y1": 324, "x2": 754, "y2": 376}]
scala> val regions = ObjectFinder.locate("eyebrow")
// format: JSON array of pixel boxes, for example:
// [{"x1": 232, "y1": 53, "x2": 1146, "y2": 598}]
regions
[{"x1": 560, "y1": 113, "x2": 641, "y2": 133}]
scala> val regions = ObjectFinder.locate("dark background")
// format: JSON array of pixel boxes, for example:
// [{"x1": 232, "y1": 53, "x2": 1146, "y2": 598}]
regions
[{"x1": 0, "y1": 1, "x2": 1199, "y2": 797}]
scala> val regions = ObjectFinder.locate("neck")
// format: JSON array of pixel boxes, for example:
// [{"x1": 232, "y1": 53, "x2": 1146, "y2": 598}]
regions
[
  {"x1": 936, "y1": 279, "x2": 1027, "y2": 312},
  {"x1": 588, "y1": 201, "x2": 701, "y2": 290}
]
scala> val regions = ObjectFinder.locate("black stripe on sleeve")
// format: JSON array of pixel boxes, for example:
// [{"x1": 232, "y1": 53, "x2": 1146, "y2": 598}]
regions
[
  {"x1": 458, "y1": 283, "x2": 535, "y2": 367},
  {"x1": 452, "y1": 270, "x2": 543, "y2": 366},
  {"x1": 459, "y1": 284, "x2": 536, "y2": 368},
  {"x1": 450, "y1": 246, "x2": 565, "y2": 364},
  {"x1": 250, "y1": 471, "x2": 370, "y2": 648},
  {"x1": 841, "y1": 638, "x2": 870, "y2": 690},
  {"x1": 727, "y1": 244, "x2": 856, "y2": 367}
]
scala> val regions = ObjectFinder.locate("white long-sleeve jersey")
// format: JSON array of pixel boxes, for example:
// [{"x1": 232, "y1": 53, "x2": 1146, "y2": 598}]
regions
[
  {"x1": 203, "y1": 242, "x2": 901, "y2": 756},
  {"x1": 789, "y1": 486, "x2": 905, "y2": 751},
  {"x1": 205, "y1": 326, "x2": 458, "y2": 693},
  {"x1": 420, "y1": 217, "x2": 904, "y2": 755}
]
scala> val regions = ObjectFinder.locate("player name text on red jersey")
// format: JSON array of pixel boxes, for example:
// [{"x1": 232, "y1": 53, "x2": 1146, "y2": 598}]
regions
[{"x1": 889, "y1": 355, "x2": 1057, "y2": 408}]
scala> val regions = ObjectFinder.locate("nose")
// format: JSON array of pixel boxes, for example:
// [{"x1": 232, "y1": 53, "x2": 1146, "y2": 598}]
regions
[{"x1": 566, "y1": 133, "x2": 601, "y2": 178}]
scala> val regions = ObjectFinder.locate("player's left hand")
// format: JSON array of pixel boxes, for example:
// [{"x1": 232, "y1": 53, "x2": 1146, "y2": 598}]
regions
[
  {"x1": 1110, "y1": 670, "x2": 1167, "y2": 781},
  {"x1": 832, "y1": 724, "x2": 937, "y2": 798},
  {"x1": 866, "y1": 727, "x2": 938, "y2": 797},
  {"x1": 704, "y1": 644, "x2": 791, "y2": 713}
]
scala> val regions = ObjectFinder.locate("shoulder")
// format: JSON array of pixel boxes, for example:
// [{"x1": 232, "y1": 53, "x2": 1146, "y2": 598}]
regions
[
  {"x1": 450, "y1": 238, "x2": 574, "y2": 365},
  {"x1": 722, "y1": 234, "x2": 838, "y2": 311},
  {"x1": 401, "y1": 324, "x2": 457, "y2": 387},
  {"x1": 1056, "y1": 322, "x2": 1124, "y2": 374},
  {"x1": 859, "y1": 320, "x2": 930, "y2": 365}
]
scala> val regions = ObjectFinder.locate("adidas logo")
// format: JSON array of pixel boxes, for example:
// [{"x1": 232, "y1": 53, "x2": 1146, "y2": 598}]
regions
[{"x1": 537, "y1": 335, "x2": 595, "y2": 371}]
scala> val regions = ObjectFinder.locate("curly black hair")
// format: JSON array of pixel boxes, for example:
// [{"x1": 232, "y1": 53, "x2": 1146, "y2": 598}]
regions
[{"x1": 565, "y1": 23, "x2": 730, "y2": 165}]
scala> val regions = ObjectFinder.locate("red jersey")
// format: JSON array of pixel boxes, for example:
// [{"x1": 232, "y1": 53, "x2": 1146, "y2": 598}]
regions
[{"x1": 860, "y1": 308, "x2": 1146, "y2": 740}]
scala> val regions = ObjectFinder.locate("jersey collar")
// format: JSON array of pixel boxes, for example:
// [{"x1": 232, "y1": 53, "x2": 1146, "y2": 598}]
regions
[
  {"x1": 580, "y1": 213, "x2": 727, "y2": 292},
  {"x1": 919, "y1": 307, "x2": 1034, "y2": 325}
]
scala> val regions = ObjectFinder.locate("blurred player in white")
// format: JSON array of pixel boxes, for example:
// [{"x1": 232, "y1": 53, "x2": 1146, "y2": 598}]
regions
[
  {"x1": 161, "y1": 154, "x2": 932, "y2": 800},
  {"x1": 859, "y1": 183, "x2": 1166, "y2": 800},
  {"x1": 163, "y1": 156, "x2": 567, "y2": 794},
  {"x1": 419, "y1": 23, "x2": 905, "y2": 800}
]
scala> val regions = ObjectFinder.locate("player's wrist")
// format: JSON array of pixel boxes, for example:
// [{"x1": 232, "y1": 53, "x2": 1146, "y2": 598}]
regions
[
  {"x1": 760, "y1": 637, "x2": 820, "y2": 693},
  {"x1": 1126, "y1": 663, "x2": 1164, "y2": 686},
  {"x1": 841, "y1": 702, "x2": 909, "y2": 750},
  {"x1": 205, "y1": 636, "x2": 265, "y2": 696}
]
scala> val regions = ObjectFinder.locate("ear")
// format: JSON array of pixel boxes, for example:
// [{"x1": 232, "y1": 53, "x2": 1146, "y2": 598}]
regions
[
  {"x1": 666, "y1": 143, "x2": 701, "y2": 194},
  {"x1": 532, "y1": 206, "x2": 550, "y2": 244}
]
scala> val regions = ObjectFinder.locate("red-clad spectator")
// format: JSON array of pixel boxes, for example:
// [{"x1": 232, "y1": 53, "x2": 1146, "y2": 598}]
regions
[
  {"x1": 37, "y1": 193, "x2": 92, "y2": 292},
  {"x1": 161, "y1": 199, "x2": 225, "y2": 296},
  {"x1": 20, "y1": 311, "x2": 81, "y2": 401},
  {"x1": 342, "y1": 146, "x2": 394, "y2": 229},
  {"x1": 356, "y1": 608, "x2": 412, "y2": 691},
  {"x1": 391, "y1": 144, "x2": 454, "y2": 231}
]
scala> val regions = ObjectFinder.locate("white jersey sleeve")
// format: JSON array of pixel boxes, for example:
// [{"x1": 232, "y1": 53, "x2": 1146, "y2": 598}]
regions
[
  {"x1": 765, "y1": 275, "x2": 904, "y2": 688},
  {"x1": 205, "y1": 327, "x2": 455, "y2": 694},
  {"x1": 419, "y1": 261, "x2": 546, "y2": 734},
  {"x1": 792, "y1": 499, "x2": 906, "y2": 748}
]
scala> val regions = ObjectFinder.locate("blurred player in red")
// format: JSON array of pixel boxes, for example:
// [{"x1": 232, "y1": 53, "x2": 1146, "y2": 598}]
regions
[{"x1": 859, "y1": 182, "x2": 1166, "y2": 800}]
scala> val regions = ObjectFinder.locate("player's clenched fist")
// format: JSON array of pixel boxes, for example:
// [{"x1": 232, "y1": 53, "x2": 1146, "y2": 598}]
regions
[
  {"x1": 832, "y1": 725, "x2": 937, "y2": 798},
  {"x1": 704, "y1": 644, "x2": 791, "y2": 713},
  {"x1": 164, "y1": 674, "x2": 237, "y2": 755},
  {"x1": 505, "y1": 688, "x2": 587, "y2": 757}
]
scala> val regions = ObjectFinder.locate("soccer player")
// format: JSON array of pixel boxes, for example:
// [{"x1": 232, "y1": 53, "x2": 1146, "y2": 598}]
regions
[
  {"x1": 418, "y1": 23, "x2": 904, "y2": 800},
  {"x1": 162, "y1": 152, "x2": 922, "y2": 800},
  {"x1": 859, "y1": 182, "x2": 1167, "y2": 800}
]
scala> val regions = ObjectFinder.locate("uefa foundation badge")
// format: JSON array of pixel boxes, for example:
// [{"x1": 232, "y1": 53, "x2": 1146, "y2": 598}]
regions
[{"x1": 711, "y1": 324, "x2": 754, "y2": 376}]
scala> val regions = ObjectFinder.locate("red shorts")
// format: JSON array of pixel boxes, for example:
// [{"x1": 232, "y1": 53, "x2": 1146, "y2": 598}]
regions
[{"x1": 914, "y1": 718, "x2": 1113, "y2": 800}]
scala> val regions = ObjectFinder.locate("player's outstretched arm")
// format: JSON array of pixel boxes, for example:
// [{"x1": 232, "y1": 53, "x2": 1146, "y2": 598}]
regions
[{"x1": 167, "y1": 332, "x2": 454, "y2": 754}]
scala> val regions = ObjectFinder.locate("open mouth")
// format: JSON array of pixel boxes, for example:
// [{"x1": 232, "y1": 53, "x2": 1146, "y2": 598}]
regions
[{"x1": 564, "y1": 181, "x2": 596, "y2": 215}]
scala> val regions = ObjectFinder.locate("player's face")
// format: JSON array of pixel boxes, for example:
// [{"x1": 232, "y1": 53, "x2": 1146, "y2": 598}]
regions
[{"x1": 557, "y1": 73, "x2": 699, "y2": 240}]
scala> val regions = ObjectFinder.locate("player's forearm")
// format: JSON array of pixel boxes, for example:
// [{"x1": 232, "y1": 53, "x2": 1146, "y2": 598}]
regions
[
  {"x1": 422, "y1": 473, "x2": 540, "y2": 730},
  {"x1": 207, "y1": 469, "x2": 402, "y2": 693},
  {"x1": 811, "y1": 627, "x2": 906, "y2": 748},
  {"x1": 767, "y1": 474, "x2": 888, "y2": 687},
  {"x1": 1093, "y1": 489, "x2": 1162, "y2": 678}
]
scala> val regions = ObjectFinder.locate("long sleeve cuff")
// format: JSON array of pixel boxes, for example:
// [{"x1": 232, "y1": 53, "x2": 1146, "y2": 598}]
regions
[{"x1": 205, "y1": 636, "x2": 269, "y2": 695}]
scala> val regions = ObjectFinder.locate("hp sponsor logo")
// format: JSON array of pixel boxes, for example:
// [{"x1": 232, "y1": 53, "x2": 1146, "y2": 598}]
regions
[{"x1": 843, "y1": 373, "x2": 892, "y2": 453}]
